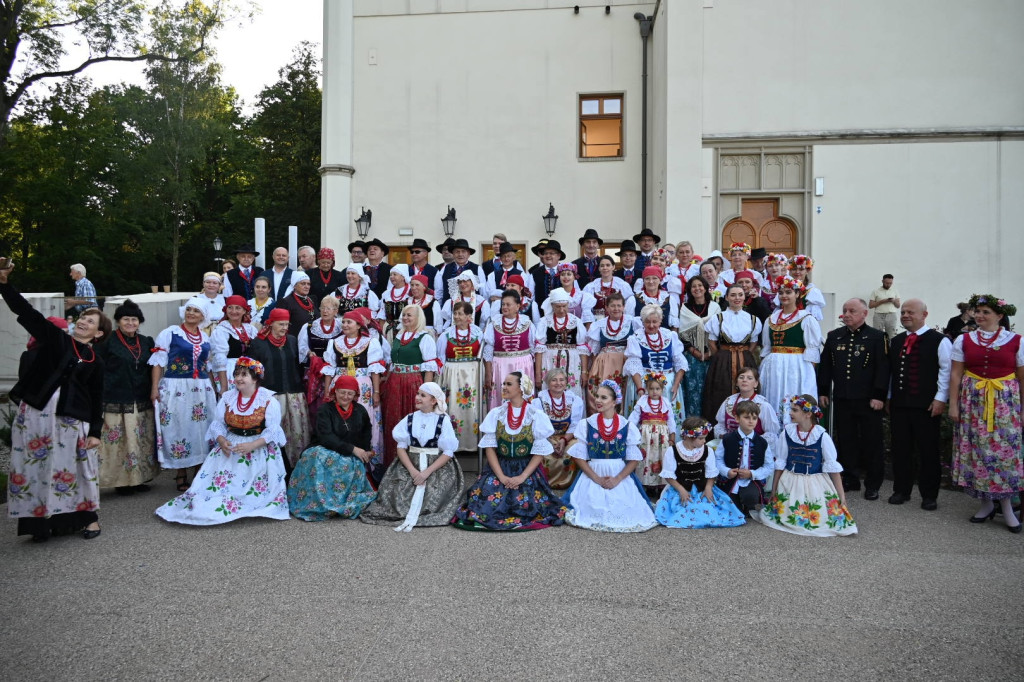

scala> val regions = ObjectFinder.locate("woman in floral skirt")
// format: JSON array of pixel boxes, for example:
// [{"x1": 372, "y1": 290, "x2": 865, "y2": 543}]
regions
[
  {"x1": 452, "y1": 372, "x2": 569, "y2": 531},
  {"x1": 435, "y1": 301, "x2": 485, "y2": 451},
  {"x1": 950, "y1": 294, "x2": 1023, "y2": 531},
  {"x1": 156, "y1": 358, "x2": 289, "y2": 525}
]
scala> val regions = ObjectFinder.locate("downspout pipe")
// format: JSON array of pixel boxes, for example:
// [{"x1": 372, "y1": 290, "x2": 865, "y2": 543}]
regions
[{"x1": 634, "y1": 10, "x2": 655, "y2": 231}]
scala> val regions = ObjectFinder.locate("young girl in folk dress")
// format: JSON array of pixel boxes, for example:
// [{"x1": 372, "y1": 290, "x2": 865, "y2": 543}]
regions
[
  {"x1": 534, "y1": 288, "x2": 590, "y2": 401},
  {"x1": 628, "y1": 372, "x2": 677, "y2": 497},
  {"x1": 452, "y1": 372, "x2": 569, "y2": 531},
  {"x1": 536, "y1": 368, "x2": 585, "y2": 491},
  {"x1": 585, "y1": 292, "x2": 632, "y2": 414},
  {"x1": 712, "y1": 366, "x2": 781, "y2": 451},
  {"x1": 759, "y1": 395, "x2": 857, "y2": 536},
  {"x1": 655, "y1": 417, "x2": 746, "y2": 528},
  {"x1": 564, "y1": 381, "x2": 658, "y2": 533},
  {"x1": 361, "y1": 382, "x2": 465, "y2": 530},
  {"x1": 435, "y1": 301, "x2": 485, "y2": 452}
]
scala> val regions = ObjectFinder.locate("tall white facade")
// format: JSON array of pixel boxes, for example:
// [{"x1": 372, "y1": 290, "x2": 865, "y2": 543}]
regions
[{"x1": 322, "y1": 0, "x2": 1024, "y2": 324}]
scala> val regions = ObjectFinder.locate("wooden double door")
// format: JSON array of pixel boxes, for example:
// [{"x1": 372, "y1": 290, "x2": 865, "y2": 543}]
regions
[{"x1": 721, "y1": 199, "x2": 797, "y2": 257}]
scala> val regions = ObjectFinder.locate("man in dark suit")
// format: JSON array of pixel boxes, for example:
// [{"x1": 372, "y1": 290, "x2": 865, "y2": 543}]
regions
[
  {"x1": 408, "y1": 238, "x2": 437, "y2": 288},
  {"x1": 223, "y1": 245, "x2": 264, "y2": 299},
  {"x1": 437, "y1": 238, "x2": 483, "y2": 303},
  {"x1": 531, "y1": 240, "x2": 566, "y2": 306},
  {"x1": 613, "y1": 240, "x2": 640, "y2": 288},
  {"x1": 485, "y1": 242, "x2": 524, "y2": 302},
  {"x1": 572, "y1": 228, "x2": 603, "y2": 288},
  {"x1": 481, "y1": 233, "x2": 507, "y2": 278},
  {"x1": 267, "y1": 247, "x2": 294, "y2": 301},
  {"x1": 817, "y1": 298, "x2": 890, "y2": 499},
  {"x1": 633, "y1": 228, "x2": 661, "y2": 272},
  {"x1": 887, "y1": 299, "x2": 952, "y2": 511},
  {"x1": 364, "y1": 238, "x2": 391, "y2": 297}
]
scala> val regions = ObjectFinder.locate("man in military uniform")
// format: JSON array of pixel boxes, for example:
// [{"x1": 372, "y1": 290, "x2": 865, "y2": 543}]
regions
[
  {"x1": 887, "y1": 299, "x2": 952, "y2": 511},
  {"x1": 818, "y1": 298, "x2": 890, "y2": 499}
]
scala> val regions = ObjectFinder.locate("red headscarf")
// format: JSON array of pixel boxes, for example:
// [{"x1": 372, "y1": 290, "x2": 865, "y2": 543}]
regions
[
  {"x1": 257, "y1": 307, "x2": 290, "y2": 339},
  {"x1": 222, "y1": 295, "x2": 251, "y2": 323},
  {"x1": 329, "y1": 374, "x2": 360, "y2": 398},
  {"x1": 27, "y1": 317, "x2": 69, "y2": 350},
  {"x1": 342, "y1": 307, "x2": 379, "y2": 336},
  {"x1": 411, "y1": 274, "x2": 431, "y2": 291}
]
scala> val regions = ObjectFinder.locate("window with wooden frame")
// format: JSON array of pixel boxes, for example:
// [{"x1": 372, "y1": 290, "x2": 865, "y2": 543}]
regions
[{"x1": 579, "y1": 94, "x2": 623, "y2": 159}]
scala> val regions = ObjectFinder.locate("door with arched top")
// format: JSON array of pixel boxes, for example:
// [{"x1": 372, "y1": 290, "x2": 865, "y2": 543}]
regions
[{"x1": 722, "y1": 199, "x2": 797, "y2": 258}]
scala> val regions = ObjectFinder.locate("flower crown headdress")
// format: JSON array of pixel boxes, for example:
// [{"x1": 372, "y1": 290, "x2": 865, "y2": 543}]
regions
[
  {"x1": 643, "y1": 371, "x2": 668, "y2": 387},
  {"x1": 235, "y1": 356, "x2": 265, "y2": 379},
  {"x1": 788, "y1": 255, "x2": 814, "y2": 270},
  {"x1": 968, "y1": 294, "x2": 1017, "y2": 317},
  {"x1": 790, "y1": 395, "x2": 823, "y2": 419},
  {"x1": 729, "y1": 242, "x2": 751, "y2": 256},
  {"x1": 775, "y1": 276, "x2": 807, "y2": 296},
  {"x1": 681, "y1": 423, "x2": 712, "y2": 439}
]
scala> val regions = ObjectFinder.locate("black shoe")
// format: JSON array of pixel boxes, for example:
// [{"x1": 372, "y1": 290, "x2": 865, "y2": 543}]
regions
[
  {"x1": 133, "y1": 484, "x2": 152, "y2": 493},
  {"x1": 115, "y1": 486, "x2": 135, "y2": 496},
  {"x1": 888, "y1": 492, "x2": 910, "y2": 505},
  {"x1": 920, "y1": 498, "x2": 937, "y2": 511},
  {"x1": 864, "y1": 489, "x2": 879, "y2": 501},
  {"x1": 31, "y1": 534, "x2": 49, "y2": 543},
  {"x1": 843, "y1": 478, "x2": 861, "y2": 492},
  {"x1": 969, "y1": 509, "x2": 997, "y2": 524},
  {"x1": 1008, "y1": 522, "x2": 1023, "y2": 534},
  {"x1": 82, "y1": 525, "x2": 101, "y2": 540}
]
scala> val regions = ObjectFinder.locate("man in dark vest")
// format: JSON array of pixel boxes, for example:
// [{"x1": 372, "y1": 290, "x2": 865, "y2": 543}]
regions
[
  {"x1": 531, "y1": 240, "x2": 566, "y2": 306},
  {"x1": 364, "y1": 238, "x2": 391, "y2": 297},
  {"x1": 485, "y1": 241, "x2": 524, "y2": 302},
  {"x1": 887, "y1": 299, "x2": 952, "y2": 510},
  {"x1": 633, "y1": 228, "x2": 660, "y2": 272},
  {"x1": 481, "y1": 233, "x2": 508, "y2": 278},
  {"x1": 817, "y1": 298, "x2": 890, "y2": 499},
  {"x1": 438, "y1": 238, "x2": 483, "y2": 304},
  {"x1": 613, "y1": 240, "x2": 640, "y2": 288},
  {"x1": 572, "y1": 228, "x2": 603, "y2": 288},
  {"x1": 223, "y1": 245, "x2": 264, "y2": 299}
]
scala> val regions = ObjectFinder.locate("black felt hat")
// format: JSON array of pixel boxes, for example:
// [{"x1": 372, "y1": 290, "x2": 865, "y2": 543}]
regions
[
  {"x1": 364, "y1": 238, "x2": 390, "y2": 256},
  {"x1": 113, "y1": 298, "x2": 145, "y2": 323},
  {"x1": 539, "y1": 240, "x2": 567, "y2": 260},
  {"x1": 234, "y1": 244, "x2": 260, "y2": 256},
  {"x1": 578, "y1": 228, "x2": 604, "y2": 246},
  {"x1": 615, "y1": 239, "x2": 639, "y2": 255},
  {"x1": 631, "y1": 228, "x2": 661, "y2": 245},
  {"x1": 449, "y1": 238, "x2": 476, "y2": 255},
  {"x1": 436, "y1": 237, "x2": 456, "y2": 254},
  {"x1": 410, "y1": 238, "x2": 431, "y2": 251}
]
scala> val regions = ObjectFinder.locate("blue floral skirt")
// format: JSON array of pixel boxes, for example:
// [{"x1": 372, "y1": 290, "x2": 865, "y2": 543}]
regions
[
  {"x1": 655, "y1": 483, "x2": 745, "y2": 528},
  {"x1": 452, "y1": 456, "x2": 570, "y2": 531},
  {"x1": 683, "y1": 356, "x2": 710, "y2": 422},
  {"x1": 287, "y1": 446, "x2": 378, "y2": 522}
]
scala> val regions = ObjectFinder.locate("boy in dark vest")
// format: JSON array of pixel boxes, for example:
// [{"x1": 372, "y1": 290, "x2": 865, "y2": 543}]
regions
[{"x1": 715, "y1": 400, "x2": 775, "y2": 516}]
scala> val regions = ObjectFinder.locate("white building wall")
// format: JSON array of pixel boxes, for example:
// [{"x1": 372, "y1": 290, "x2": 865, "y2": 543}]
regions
[
  {"x1": 811, "y1": 140, "x2": 1024, "y2": 326},
  {"x1": 700, "y1": 0, "x2": 1024, "y2": 136},
  {"x1": 350, "y1": 2, "x2": 656, "y2": 260}
]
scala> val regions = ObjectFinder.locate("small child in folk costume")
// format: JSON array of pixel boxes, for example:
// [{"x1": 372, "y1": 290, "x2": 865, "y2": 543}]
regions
[
  {"x1": 656, "y1": 417, "x2": 746, "y2": 528},
  {"x1": 564, "y1": 380, "x2": 658, "y2": 533},
  {"x1": 534, "y1": 288, "x2": 590, "y2": 401},
  {"x1": 535, "y1": 368, "x2": 585, "y2": 490},
  {"x1": 714, "y1": 400, "x2": 775, "y2": 517},
  {"x1": 759, "y1": 395, "x2": 857, "y2": 536},
  {"x1": 627, "y1": 372, "x2": 677, "y2": 496}
]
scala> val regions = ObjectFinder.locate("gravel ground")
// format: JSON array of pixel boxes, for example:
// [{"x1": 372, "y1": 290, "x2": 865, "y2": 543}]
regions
[{"x1": 1, "y1": 468, "x2": 1022, "y2": 681}]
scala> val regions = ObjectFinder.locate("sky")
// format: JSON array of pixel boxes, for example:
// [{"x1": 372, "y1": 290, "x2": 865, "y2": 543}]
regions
[{"x1": 50, "y1": 0, "x2": 324, "y2": 111}]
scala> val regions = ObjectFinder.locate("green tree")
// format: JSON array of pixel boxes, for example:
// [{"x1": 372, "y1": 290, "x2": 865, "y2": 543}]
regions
[
  {"x1": 0, "y1": 0, "x2": 233, "y2": 146},
  {"x1": 234, "y1": 41, "x2": 321, "y2": 249}
]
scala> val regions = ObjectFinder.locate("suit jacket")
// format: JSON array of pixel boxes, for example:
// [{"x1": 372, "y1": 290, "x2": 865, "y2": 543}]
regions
[
  {"x1": 573, "y1": 256, "x2": 601, "y2": 289},
  {"x1": 817, "y1": 323, "x2": 890, "y2": 401}
]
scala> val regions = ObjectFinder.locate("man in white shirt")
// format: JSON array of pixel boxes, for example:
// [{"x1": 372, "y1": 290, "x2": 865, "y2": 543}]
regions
[
  {"x1": 869, "y1": 274, "x2": 901, "y2": 339},
  {"x1": 886, "y1": 299, "x2": 952, "y2": 511},
  {"x1": 269, "y1": 247, "x2": 295, "y2": 300}
]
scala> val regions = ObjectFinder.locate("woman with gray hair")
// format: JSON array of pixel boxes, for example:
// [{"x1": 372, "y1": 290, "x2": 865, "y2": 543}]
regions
[
  {"x1": 361, "y1": 382, "x2": 465, "y2": 530},
  {"x1": 452, "y1": 372, "x2": 569, "y2": 531},
  {"x1": 623, "y1": 304, "x2": 688, "y2": 425}
]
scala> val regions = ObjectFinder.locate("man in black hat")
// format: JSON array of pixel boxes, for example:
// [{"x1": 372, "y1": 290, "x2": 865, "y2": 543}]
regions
[
  {"x1": 481, "y1": 233, "x2": 508, "y2": 278},
  {"x1": 633, "y1": 228, "x2": 661, "y2": 272},
  {"x1": 527, "y1": 239, "x2": 550, "y2": 282},
  {"x1": 433, "y1": 238, "x2": 457, "y2": 296},
  {"x1": 749, "y1": 247, "x2": 768, "y2": 281},
  {"x1": 408, "y1": 238, "x2": 437, "y2": 285},
  {"x1": 613, "y1": 240, "x2": 640, "y2": 288},
  {"x1": 817, "y1": 298, "x2": 890, "y2": 500},
  {"x1": 572, "y1": 228, "x2": 604, "y2": 288},
  {"x1": 437, "y1": 238, "x2": 483, "y2": 304},
  {"x1": 485, "y1": 242, "x2": 524, "y2": 302},
  {"x1": 347, "y1": 241, "x2": 367, "y2": 265},
  {"x1": 532, "y1": 240, "x2": 566, "y2": 305},
  {"x1": 364, "y1": 238, "x2": 392, "y2": 297},
  {"x1": 223, "y1": 245, "x2": 264, "y2": 299}
]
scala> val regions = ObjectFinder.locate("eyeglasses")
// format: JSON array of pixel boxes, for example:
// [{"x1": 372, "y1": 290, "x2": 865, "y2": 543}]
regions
[{"x1": 410, "y1": 249, "x2": 426, "y2": 254}]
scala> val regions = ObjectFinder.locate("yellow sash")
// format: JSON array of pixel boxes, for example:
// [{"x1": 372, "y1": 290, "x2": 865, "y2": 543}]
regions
[{"x1": 964, "y1": 371, "x2": 1015, "y2": 432}]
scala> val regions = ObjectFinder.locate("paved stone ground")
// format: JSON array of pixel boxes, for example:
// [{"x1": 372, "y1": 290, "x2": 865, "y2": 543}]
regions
[{"x1": 1, "y1": 466, "x2": 1022, "y2": 681}]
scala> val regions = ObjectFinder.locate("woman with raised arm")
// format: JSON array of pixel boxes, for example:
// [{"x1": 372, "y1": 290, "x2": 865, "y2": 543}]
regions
[{"x1": 1, "y1": 259, "x2": 109, "y2": 541}]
